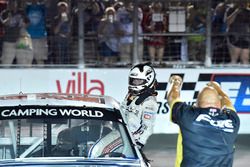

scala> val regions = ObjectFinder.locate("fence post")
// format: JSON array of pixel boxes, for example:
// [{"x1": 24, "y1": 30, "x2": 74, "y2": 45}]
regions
[
  {"x1": 132, "y1": 0, "x2": 139, "y2": 65},
  {"x1": 78, "y1": 0, "x2": 85, "y2": 68},
  {"x1": 205, "y1": 0, "x2": 212, "y2": 67}
]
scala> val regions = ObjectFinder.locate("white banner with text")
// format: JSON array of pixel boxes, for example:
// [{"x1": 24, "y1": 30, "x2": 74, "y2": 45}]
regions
[{"x1": 0, "y1": 68, "x2": 249, "y2": 134}]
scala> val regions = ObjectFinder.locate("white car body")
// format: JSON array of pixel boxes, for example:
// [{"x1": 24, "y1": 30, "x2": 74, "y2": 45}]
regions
[{"x1": 0, "y1": 93, "x2": 148, "y2": 167}]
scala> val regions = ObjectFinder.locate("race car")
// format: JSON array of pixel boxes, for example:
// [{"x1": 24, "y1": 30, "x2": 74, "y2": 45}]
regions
[{"x1": 0, "y1": 93, "x2": 148, "y2": 167}]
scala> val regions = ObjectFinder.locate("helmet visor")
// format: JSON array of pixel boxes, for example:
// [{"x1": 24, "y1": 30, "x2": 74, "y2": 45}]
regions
[{"x1": 129, "y1": 77, "x2": 146, "y2": 86}]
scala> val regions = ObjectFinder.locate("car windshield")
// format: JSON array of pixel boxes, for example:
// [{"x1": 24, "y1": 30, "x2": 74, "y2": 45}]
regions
[{"x1": 0, "y1": 117, "x2": 136, "y2": 159}]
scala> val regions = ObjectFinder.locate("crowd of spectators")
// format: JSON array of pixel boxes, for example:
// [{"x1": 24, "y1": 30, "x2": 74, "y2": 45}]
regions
[
  {"x1": 212, "y1": 1, "x2": 250, "y2": 65},
  {"x1": 0, "y1": 0, "x2": 249, "y2": 67}
]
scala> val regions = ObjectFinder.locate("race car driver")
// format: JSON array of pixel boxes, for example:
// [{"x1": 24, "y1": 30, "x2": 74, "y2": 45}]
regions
[
  {"x1": 167, "y1": 75, "x2": 240, "y2": 167},
  {"x1": 120, "y1": 62, "x2": 158, "y2": 163}
]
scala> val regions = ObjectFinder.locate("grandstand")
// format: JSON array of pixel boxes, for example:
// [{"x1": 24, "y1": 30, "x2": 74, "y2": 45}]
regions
[{"x1": 0, "y1": 0, "x2": 249, "y2": 68}]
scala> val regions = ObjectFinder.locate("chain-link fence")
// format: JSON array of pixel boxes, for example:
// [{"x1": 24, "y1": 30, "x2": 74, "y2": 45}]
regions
[{"x1": 0, "y1": 0, "x2": 249, "y2": 67}]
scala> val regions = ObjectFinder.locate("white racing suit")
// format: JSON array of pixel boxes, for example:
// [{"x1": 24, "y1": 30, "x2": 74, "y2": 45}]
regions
[
  {"x1": 120, "y1": 93, "x2": 158, "y2": 147},
  {"x1": 88, "y1": 130, "x2": 123, "y2": 158}
]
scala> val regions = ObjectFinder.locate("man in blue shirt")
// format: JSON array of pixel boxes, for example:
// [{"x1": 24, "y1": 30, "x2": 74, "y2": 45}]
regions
[
  {"x1": 26, "y1": 0, "x2": 48, "y2": 65},
  {"x1": 167, "y1": 75, "x2": 240, "y2": 167}
]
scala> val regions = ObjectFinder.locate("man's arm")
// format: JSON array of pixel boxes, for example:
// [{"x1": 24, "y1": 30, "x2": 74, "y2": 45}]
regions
[
  {"x1": 207, "y1": 81, "x2": 235, "y2": 110},
  {"x1": 226, "y1": 9, "x2": 237, "y2": 25},
  {"x1": 167, "y1": 75, "x2": 183, "y2": 108}
]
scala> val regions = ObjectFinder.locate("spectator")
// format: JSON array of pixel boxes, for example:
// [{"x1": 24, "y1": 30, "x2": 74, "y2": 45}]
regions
[
  {"x1": 116, "y1": 2, "x2": 134, "y2": 65},
  {"x1": 142, "y1": 2, "x2": 168, "y2": 64},
  {"x1": 212, "y1": 2, "x2": 228, "y2": 39},
  {"x1": 0, "y1": 1, "x2": 24, "y2": 66},
  {"x1": 97, "y1": 7, "x2": 121, "y2": 65},
  {"x1": 140, "y1": 3, "x2": 151, "y2": 32},
  {"x1": 53, "y1": 1, "x2": 71, "y2": 64},
  {"x1": 212, "y1": 2, "x2": 230, "y2": 64},
  {"x1": 25, "y1": 0, "x2": 48, "y2": 65},
  {"x1": 71, "y1": 0, "x2": 104, "y2": 64},
  {"x1": 15, "y1": 17, "x2": 33, "y2": 66},
  {"x1": 116, "y1": 2, "x2": 144, "y2": 65},
  {"x1": 167, "y1": 75, "x2": 240, "y2": 167},
  {"x1": 226, "y1": 2, "x2": 250, "y2": 65},
  {"x1": 187, "y1": 3, "x2": 206, "y2": 62}
]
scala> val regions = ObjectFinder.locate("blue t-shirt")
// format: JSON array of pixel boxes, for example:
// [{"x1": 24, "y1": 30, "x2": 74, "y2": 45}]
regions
[
  {"x1": 172, "y1": 102, "x2": 240, "y2": 167},
  {"x1": 26, "y1": 3, "x2": 47, "y2": 38}
]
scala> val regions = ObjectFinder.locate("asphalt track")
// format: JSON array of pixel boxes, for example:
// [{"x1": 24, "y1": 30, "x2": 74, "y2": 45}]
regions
[{"x1": 144, "y1": 134, "x2": 250, "y2": 167}]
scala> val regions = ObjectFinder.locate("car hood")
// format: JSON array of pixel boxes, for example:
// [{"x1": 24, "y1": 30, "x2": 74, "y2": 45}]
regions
[{"x1": 0, "y1": 157, "x2": 143, "y2": 167}]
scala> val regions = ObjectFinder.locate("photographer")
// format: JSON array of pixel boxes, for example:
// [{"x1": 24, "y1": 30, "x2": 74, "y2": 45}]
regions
[
  {"x1": 116, "y1": 2, "x2": 144, "y2": 65},
  {"x1": 98, "y1": 7, "x2": 122, "y2": 65},
  {"x1": 53, "y1": 1, "x2": 71, "y2": 64}
]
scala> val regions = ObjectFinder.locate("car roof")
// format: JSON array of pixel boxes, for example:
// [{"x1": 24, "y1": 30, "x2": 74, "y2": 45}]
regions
[{"x1": 0, "y1": 93, "x2": 120, "y2": 110}]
